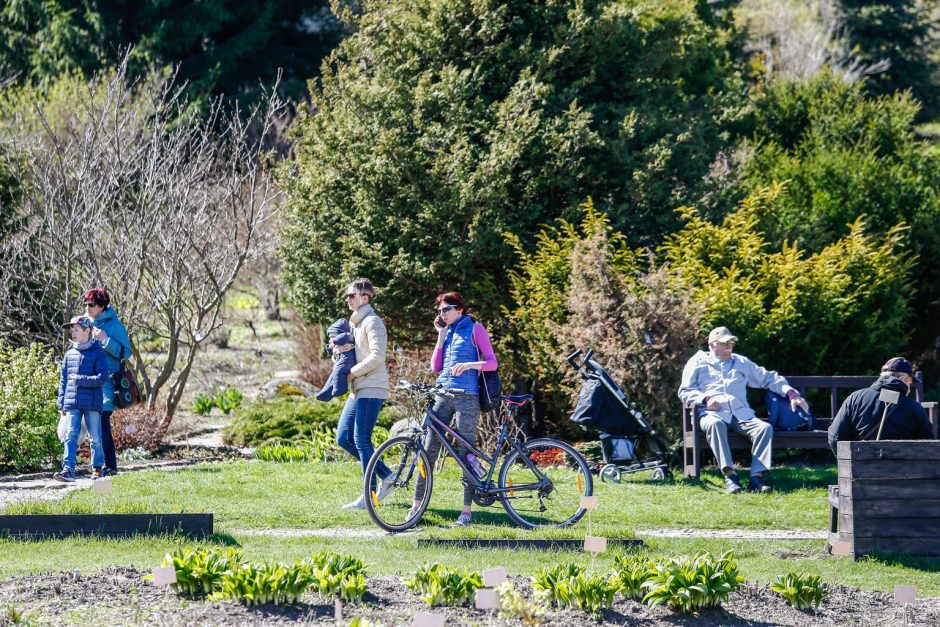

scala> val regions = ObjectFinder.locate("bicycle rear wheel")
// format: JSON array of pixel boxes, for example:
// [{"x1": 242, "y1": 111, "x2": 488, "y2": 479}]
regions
[
  {"x1": 497, "y1": 438, "x2": 592, "y2": 529},
  {"x1": 364, "y1": 436, "x2": 433, "y2": 532}
]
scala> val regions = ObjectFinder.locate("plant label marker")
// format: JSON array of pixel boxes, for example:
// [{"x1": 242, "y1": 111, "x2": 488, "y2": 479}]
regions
[
  {"x1": 124, "y1": 424, "x2": 139, "y2": 435},
  {"x1": 584, "y1": 536, "x2": 607, "y2": 553},
  {"x1": 475, "y1": 588, "x2": 500, "y2": 610},
  {"x1": 878, "y1": 388, "x2": 900, "y2": 405},
  {"x1": 151, "y1": 565, "x2": 177, "y2": 587},
  {"x1": 482, "y1": 567, "x2": 507, "y2": 587},
  {"x1": 412, "y1": 611, "x2": 445, "y2": 627},
  {"x1": 894, "y1": 585, "x2": 915, "y2": 604},
  {"x1": 830, "y1": 540, "x2": 851, "y2": 557},
  {"x1": 93, "y1": 477, "x2": 113, "y2": 494},
  {"x1": 580, "y1": 495, "x2": 598, "y2": 510},
  {"x1": 334, "y1": 598, "x2": 342, "y2": 623}
]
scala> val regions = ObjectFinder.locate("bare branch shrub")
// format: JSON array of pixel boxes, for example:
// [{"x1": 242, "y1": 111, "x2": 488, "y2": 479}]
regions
[
  {"x1": 291, "y1": 313, "x2": 333, "y2": 388},
  {"x1": 738, "y1": 0, "x2": 888, "y2": 81},
  {"x1": 109, "y1": 406, "x2": 168, "y2": 453},
  {"x1": 0, "y1": 55, "x2": 284, "y2": 429},
  {"x1": 554, "y1": 236, "x2": 702, "y2": 439}
]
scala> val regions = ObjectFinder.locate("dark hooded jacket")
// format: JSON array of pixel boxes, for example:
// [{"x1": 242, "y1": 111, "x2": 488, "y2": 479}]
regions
[
  {"x1": 828, "y1": 376, "x2": 932, "y2": 454},
  {"x1": 316, "y1": 318, "x2": 355, "y2": 401}
]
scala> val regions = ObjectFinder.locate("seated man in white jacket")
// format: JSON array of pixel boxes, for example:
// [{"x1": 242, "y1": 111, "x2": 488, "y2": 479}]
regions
[{"x1": 678, "y1": 327, "x2": 809, "y2": 493}]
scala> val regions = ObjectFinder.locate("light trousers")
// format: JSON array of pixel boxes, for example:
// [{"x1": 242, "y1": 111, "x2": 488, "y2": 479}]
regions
[{"x1": 700, "y1": 413, "x2": 773, "y2": 474}]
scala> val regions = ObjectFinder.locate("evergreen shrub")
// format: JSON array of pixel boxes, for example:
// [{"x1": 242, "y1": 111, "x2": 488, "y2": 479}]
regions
[
  {"x1": 0, "y1": 342, "x2": 59, "y2": 472},
  {"x1": 223, "y1": 397, "x2": 396, "y2": 447}
]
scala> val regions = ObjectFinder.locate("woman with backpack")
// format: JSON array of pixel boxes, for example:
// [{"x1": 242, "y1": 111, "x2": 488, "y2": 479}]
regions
[
  {"x1": 82, "y1": 288, "x2": 131, "y2": 477},
  {"x1": 410, "y1": 291, "x2": 498, "y2": 526}
]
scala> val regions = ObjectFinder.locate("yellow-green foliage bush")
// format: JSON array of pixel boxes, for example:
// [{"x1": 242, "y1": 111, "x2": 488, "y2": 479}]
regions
[
  {"x1": 0, "y1": 343, "x2": 59, "y2": 471},
  {"x1": 507, "y1": 186, "x2": 912, "y2": 436},
  {"x1": 662, "y1": 183, "x2": 913, "y2": 375},
  {"x1": 505, "y1": 200, "x2": 702, "y2": 437},
  {"x1": 224, "y1": 396, "x2": 396, "y2": 447}
]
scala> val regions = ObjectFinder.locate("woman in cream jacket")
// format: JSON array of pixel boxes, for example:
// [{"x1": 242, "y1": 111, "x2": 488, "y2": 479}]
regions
[{"x1": 334, "y1": 278, "x2": 393, "y2": 509}]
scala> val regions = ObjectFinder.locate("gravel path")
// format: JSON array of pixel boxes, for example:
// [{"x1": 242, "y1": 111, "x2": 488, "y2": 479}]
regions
[{"x1": 636, "y1": 528, "x2": 828, "y2": 540}]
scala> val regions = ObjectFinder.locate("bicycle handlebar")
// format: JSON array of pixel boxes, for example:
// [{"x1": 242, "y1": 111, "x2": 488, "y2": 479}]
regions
[{"x1": 397, "y1": 379, "x2": 465, "y2": 397}]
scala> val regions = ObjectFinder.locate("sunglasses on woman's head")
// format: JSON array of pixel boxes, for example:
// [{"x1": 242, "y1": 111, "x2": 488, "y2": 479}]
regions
[
  {"x1": 345, "y1": 293, "x2": 360, "y2": 300},
  {"x1": 437, "y1": 304, "x2": 455, "y2": 315}
]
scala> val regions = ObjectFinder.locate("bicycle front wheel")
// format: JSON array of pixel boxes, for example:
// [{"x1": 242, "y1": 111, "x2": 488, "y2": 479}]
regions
[
  {"x1": 364, "y1": 436, "x2": 433, "y2": 532},
  {"x1": 497, "y1": 438, "x2": 593, "y2": 529}
]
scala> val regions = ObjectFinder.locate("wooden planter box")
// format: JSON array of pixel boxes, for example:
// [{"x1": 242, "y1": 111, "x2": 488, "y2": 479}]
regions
[
  {"x1": 0, "y1": 513, "x2": 213, "y2": 539},
  {"x1": 829, "y1": 441, "x2": 940, "y2": 558}
]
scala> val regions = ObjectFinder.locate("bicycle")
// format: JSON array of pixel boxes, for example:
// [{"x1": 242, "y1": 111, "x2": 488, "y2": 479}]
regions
[{"x1": 363, "y1": 379, "x2": 594, "y2": 532}]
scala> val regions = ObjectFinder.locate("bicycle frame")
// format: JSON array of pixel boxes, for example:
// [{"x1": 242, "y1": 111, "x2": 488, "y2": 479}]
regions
[{"x1": 399, "y1": 394, "x2": 550, "y2": 496}]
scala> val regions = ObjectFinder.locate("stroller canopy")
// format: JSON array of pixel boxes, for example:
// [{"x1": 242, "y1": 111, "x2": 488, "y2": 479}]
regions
[{"x1": 570, "y1": 376, "x2": 645, "y2": 437}]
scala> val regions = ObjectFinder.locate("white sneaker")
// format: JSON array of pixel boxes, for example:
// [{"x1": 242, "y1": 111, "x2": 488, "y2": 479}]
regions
[
  {"x1": 377, "y1": 475, "x2": 397, "y2": 501},
  {"x1": 342, "y1": 494, "x2": 367, "y2": 510}
]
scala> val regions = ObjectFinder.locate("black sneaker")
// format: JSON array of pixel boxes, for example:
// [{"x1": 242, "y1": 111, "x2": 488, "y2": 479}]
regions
[
  {"x1": 724, "y1": 473, "x2": 742, "y2": 494},
  {"x1": 748, "y1": 475, "x2": 772, "y2": 493}
]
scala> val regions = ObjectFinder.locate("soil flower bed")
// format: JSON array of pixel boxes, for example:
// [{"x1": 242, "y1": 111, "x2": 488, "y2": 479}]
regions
[{"x1": 2, "y1": 566, "x2": 939, "y2": 626}]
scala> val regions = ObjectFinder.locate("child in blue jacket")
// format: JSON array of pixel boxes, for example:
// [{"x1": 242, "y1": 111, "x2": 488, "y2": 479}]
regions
[
  {"x1": 316, "y1": 318, "x2": 356, "y2": 401},
  {"x1": 54, "y1": 316, "x2": 110, "y2": 482}
]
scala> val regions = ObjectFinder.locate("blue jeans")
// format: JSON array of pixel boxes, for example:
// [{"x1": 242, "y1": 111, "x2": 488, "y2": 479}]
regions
[
  {"x1": 62, "y1": 409, "x2": 104, "y2": 470},
  {"x1": 336, "y1": 396, "x2": 390, "y2": 489}
]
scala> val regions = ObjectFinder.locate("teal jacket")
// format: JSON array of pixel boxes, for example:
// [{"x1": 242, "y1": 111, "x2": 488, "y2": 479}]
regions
[{"x1": 91, "y1": 306, "x2": 131, "y2": 411}]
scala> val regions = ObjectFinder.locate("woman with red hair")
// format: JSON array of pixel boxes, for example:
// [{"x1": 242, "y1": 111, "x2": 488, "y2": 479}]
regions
[
  {"x1": 82, "y1": 288, "x2": 131, "y2": 476},
  {"x1": 410, "y1": 291, "x2": 498, "y2": 526}
]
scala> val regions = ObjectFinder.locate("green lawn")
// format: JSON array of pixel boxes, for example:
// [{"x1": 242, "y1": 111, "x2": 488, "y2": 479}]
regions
[{"x1": 2, "y1": 459, "x2": 938, "y2": 595}]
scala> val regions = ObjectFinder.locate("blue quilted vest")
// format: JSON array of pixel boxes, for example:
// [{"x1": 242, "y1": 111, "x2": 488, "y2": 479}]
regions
[{"x1": 435, "y1": 314, "x2": 479, "y2": 394}]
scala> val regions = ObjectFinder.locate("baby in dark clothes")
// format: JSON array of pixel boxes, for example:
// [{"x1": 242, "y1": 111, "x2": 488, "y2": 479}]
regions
[{"x1": 316, "y1": 318, "x2": 356, "y2": 401}]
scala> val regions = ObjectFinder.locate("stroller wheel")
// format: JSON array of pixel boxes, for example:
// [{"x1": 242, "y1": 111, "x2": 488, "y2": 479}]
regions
[
  {"x1": 600, "y1": 465, "x2": 621, "y2": 483},
  {"x1": 650, "y1": 468, "x2": 666, "y2": 481}
]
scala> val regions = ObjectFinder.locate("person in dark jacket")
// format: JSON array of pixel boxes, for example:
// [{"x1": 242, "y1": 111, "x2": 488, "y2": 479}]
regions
[
  {"x1": 54, "y1": 316, "x2": 110, "y2": 482},
  {"x1": 828, "y1": 357, "x2": 933, "y2": 454},
  {"x1": 83, "y1": 288, "x2": 131, "y2": 476},
  {"x1": 316, "y1": 318, "x2": 356, "y2": 401}
]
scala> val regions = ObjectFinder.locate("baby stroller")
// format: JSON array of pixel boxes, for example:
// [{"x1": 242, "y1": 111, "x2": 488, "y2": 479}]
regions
[{"x1": 567, "y1": 348, "x2": 672, "y2": 483}]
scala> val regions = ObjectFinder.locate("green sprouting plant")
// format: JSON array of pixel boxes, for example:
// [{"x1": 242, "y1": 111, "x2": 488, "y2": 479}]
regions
[
  {"x1": 2, "y1": 603, "x2": 37, "y2": 626},
  {"x1": 531, "y1": 563, "x2": 584, "y2": 607},
  {"x1": 770, "y1": 572, "x2": 827, "y2": 609},
  {"x1": 191, "y1": 394, "x2": 216, "y2": 416},
  {"x1": 641, "y1": 550, "x2": 743, "y2": 612},
  {"x1": 568, "y1": 572, "x2": 619, "y2": 615},
  {"x1": 495, "y1": 581, "x2": 548, "y2": 626},
  {"x1": 155, "y1": 547, "x2": 245, "y2": 597},
  {"x1": 403, "y1": 563, "x2": 483, "y2": 606},
  {"x1": 212, "y1": 560, "x2": 315, "y2": 606},
  {"x1": 532, "y1": 564, "x2": 617, "y2": 615},
  {"x1": 612, "y1": 553, "x2": 656, "y2": 599},
  {"x1": 215, "y1": 386, "x2": 244, "y2": 414},
  {"x1": 303, "y1": 551, "x2": 368, "y2": 602},
  {"x1": 254, "y1": 439, "x2": 320, "y2": 463}
]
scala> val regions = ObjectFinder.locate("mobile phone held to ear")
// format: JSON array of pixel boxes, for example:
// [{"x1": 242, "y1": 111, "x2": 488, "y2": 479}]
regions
[{"x1": 434, "y1": 315, "x2": 446, "y2": 329}]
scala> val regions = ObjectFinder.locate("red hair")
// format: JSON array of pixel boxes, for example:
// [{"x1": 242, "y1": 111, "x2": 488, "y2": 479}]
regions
[
  {"x1": 435, "y1": 291, "x2": 467, "y2": 311},
  {"x1": 83, "y1": 288, "x2": 110, "y2": 309}
]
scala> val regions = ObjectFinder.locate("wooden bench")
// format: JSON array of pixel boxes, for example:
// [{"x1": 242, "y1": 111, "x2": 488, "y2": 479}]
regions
[
  {"x1": 829, "y1": 440, "x2": 940, "y2": 558},
  {"x1": 681, "y1": 373, "x2": 937, "y2": 479}
]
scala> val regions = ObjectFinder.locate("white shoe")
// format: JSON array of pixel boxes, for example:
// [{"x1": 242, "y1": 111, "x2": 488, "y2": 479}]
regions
[
  {"x1": 342, "y1": 494, "x2": 367, "y2": 510},
  {"x1": 377, "y1": 475, "x2": 397, "y2": 501}
]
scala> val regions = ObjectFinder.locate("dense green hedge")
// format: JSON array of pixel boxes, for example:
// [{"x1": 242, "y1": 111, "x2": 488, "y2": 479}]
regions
[
  {"x1": 0, "y1": 343, "x2": 60, "y2": 472},
  {"x1": 222, "y1": 397, "x2": 402, "y2": 447}
]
